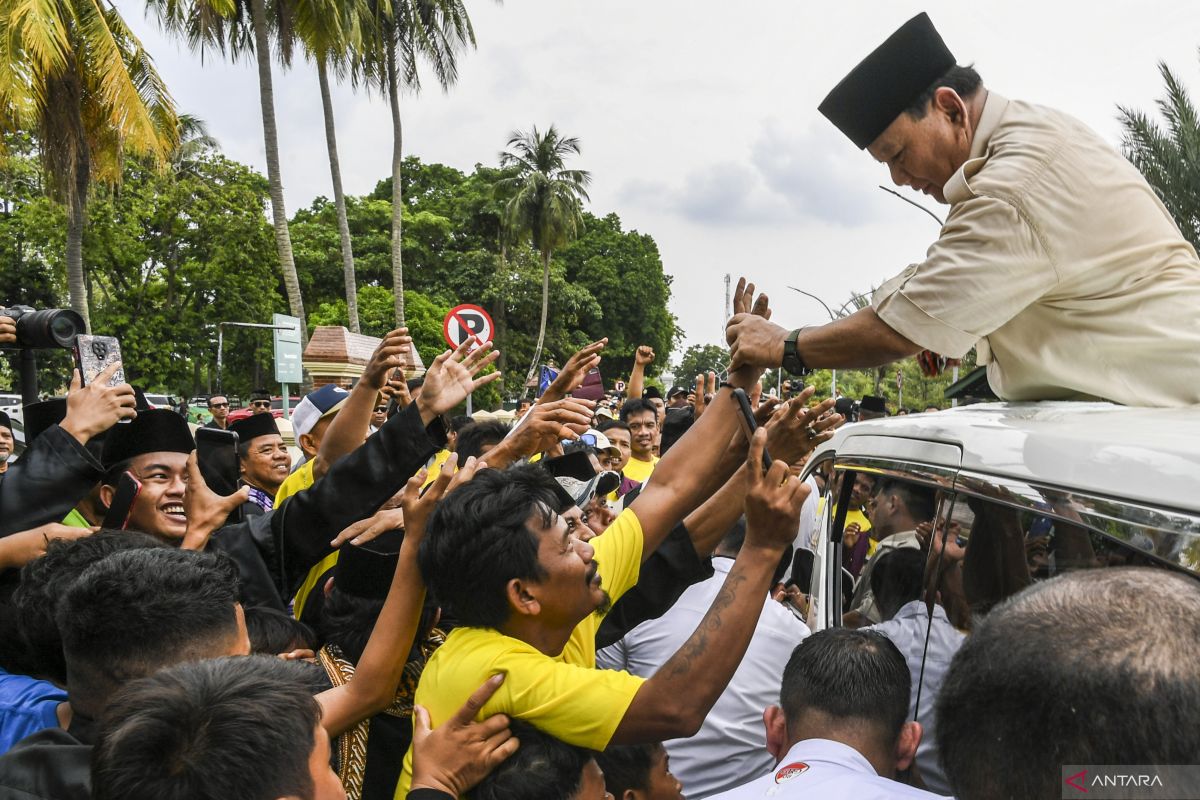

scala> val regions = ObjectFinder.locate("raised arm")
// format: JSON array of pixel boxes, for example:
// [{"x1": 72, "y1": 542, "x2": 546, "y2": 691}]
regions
[
  {"x1": 626, "y1": 345, "x2": 653, "y2": 402},
  {"x1": 539, "y1": 339, "x2": 606, "y2": 404},
  {"x1": 627, "y1": 284, "x2": 770, "y2": 557},
  {"x1": 316, "y1": 458, "x2": 481, "y2": 736},
  {"x1": 310, "y1": 328, "x2": 413, "y2": 483},
  {"x1": 611, "y1": 428, "x2": 809, "y2": 742}
]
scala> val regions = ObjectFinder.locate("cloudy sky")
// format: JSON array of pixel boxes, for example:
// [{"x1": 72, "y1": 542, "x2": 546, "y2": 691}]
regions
[{"x1": 114, "y1": 0, "x2": 1200, "y2": 360}]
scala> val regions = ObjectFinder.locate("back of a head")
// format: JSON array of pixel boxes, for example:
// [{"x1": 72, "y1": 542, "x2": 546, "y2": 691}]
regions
[
  {"x1": 937, "y1": 567, "x2": 1200, "y2": 800},
  {"x1": 243, "y1": 606, "x2": 317, "y2": 656},
  {"x1": 420, "y1": 464, "x2": 559, "y2": 629},
  {"x1": 58, "y1": 548, "x2": 242, "y2": 701},
  {"x1": 92, "y1": 655, "x2": 320, "y2": 800},
  {"x1": 13, "y1": 529, "x2": 167, "y2": 683},
  {"x1": 878, "y1": 478, "x2": 937, "y2": 524},
  {"x1": 781, "y1": 628, "x2": 910, "y2": 746},
  {"x1": 456, "y1": 420, "x2": 511, "y2": 461},
  {"x1": 869, "y1": 548, "x2": 927, "y2": 621},
  {"x1": 594, "y1": 743, "x2": 660, "y2": 798},
  {"x1": 468, "y1": 720, "x2": 591, "y2": 800}
]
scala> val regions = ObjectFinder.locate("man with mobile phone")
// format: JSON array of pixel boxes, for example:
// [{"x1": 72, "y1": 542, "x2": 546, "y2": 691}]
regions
[{"x1": 99, "y1": 410, "x2": 198, "y2": 542}]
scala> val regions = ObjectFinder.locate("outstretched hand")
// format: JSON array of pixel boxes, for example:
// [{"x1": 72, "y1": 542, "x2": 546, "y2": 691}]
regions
[
  {"x1": 60, "y1": 363, "x2": 137, "y2": 445},
  {"x1": 486, "y1": 398, "x2": 595, "y2": 469},
  {"x1": 416, "y1": 340, "x2": 502, "y2": 422},
  {"x1": 411, "y1": 674, "x2": 519, "y2": 797},
  {"x1": 742, "y1": 428, "x2": 810, "y2": 553},
  {"x1": 726, "y1": 276, "x2": 790, "y2": 373},
  {"x1": 764, "y1": 388, "x2": 842, "y2": 465},
  {"x1": 362, "y1": 328, "x2": 413, "y2": 390},
  {"x1": 181, "y1": 452, "x2": 250, "y2": 551},
  {"x1": 543, "y1": 339, "x2": 607, "y2": 402}
]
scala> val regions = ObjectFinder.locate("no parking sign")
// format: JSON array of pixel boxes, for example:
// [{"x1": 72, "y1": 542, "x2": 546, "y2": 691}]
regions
[{"x1": 442, "y1": 304, "x2": 494, "y2": 351}]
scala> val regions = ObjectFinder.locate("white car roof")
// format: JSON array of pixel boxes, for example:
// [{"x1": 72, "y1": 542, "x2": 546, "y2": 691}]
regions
[{"x1": 813, "y1": 401, "x2": 1200, "y2": 514}]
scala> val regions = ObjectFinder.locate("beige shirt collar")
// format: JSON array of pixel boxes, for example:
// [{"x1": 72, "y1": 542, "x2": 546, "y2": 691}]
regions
[{"x1": 944, "y1": 91, "x2": 1009, "y2": 204}]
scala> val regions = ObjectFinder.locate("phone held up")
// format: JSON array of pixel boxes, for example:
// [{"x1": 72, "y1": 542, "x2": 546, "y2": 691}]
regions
[
  {"x1": 101, "y1": 472, "x2": 142, "y2": 530},
  {"x1": 730, "y1": 387, "x2": 773, "y2": 474},
  {"x1": 73, "y1": 335, "x2": 124, "y2": 387},
  {"x1": 194, "y1": 427, "x2": 243, "y2": 526}
]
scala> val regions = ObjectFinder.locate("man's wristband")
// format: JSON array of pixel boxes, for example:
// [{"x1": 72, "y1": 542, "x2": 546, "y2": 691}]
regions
[{"x1": 781, "y1": 329, "x2": 812, "y2": 377}]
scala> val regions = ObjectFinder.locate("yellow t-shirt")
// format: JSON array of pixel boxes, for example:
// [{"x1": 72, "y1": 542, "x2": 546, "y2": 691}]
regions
[
  {"x1": 421, "y1": 449, "x2": 453, "y2": 488},
  {"x1": 621, "y1": 455, "x2": 658, "y2": 485},
  {"x1": 275, "y1": 459, "x2": 316, "y2": 505},
  {"x1": 395, "y1": 508, "x2": 648, "y2": 798}
]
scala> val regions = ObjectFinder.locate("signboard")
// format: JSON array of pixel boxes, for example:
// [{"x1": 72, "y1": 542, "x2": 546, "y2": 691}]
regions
[
  {"x1": 442, "y1": 304, "x2": 494, "y2": 351},
  {"x1": 273, "y1": 313, "x2": 303, "y2": 384}
]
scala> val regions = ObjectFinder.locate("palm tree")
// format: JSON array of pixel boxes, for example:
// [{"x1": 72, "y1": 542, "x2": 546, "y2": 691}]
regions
[
  {"x1": 496, "y1": 125, "x2": 591, "y2": 386},
  {"x1": 147, "y1": 0, "x2": 309, "y2": 343},
  {"x1": 0, "y1": 0, "x2": 178, "y2": 330},
  {"x1": 294, "y1": 0, "x2": 367, "y2": 332},
  {"x1": 1119, "y1": 57, "x2": 1200, "y2": 251},
  {"x1": 363, "y1": 0, "x2": 475, "y2": 327}
]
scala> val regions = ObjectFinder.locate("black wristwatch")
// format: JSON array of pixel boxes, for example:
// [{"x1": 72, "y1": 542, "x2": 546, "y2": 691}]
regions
[{"x1": 781, "y1": 328, "x2": 812, "y2": 377}]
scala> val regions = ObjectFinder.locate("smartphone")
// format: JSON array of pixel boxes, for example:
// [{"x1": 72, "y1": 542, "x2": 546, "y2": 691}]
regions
[
  {"x1": 102, "y1": 472, "x2": 142, "y2": 530},
  {"x1": 195, "y1": 427, "x2": 241, "y2": 498},
  {"x1": 73, "y1": 335, "x2": 125, "y2": 386},
  {"x1": 730, "y1": 387, "x2": 773, "y2": 474}
]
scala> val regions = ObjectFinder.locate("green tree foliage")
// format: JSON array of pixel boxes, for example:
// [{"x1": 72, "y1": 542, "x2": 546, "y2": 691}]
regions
[
  {"x1": 1119, "y1": 57, "x2": 1200, "y2": 250},
  {"x1": 83, "y1": 153, "x2": 281, "y2": 396},
  {"x1": 674, "y1": 344, "x2": 729, "y2": 384}
]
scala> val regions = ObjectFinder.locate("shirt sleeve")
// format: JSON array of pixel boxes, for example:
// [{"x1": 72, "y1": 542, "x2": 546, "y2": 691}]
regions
[
  {"x1": 494, "y1": 649, "x2": 645, "y2": 751},
  {"x1": 590, "y1": 508, "x2": 645, "y2": 606},
  {"x1": 873, "y1": 193, "x2": 1059, "y2": 357}
]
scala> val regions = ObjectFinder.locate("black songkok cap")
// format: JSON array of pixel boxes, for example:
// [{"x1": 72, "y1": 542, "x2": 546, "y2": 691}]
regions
[
  {"x1": 818, "y1": 12, "x2": 957, "y2": 149},
  {"x1": 22, "y1": 398, "x2": 67, "y2": 444},
  {"x1": 0, "y1": 410, "x2": 11, "y2": 433},
  {"x1": 860, "y1": 395, "x2": 888, "y2": 414},
  {"x1": 334, "y1": 529, "x2": 404, "y2": 601},
  {"x1": 101, "y1": 409, "x2": 194, "y2": 468},
  {"x1": 230, "y1": 413, "x2": 280, "y2": 445}
]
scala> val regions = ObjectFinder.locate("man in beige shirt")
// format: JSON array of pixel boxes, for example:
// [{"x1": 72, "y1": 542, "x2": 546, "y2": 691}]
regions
[{"x1": 726, "y1": 13, "x2": 1200, "y2": 407}]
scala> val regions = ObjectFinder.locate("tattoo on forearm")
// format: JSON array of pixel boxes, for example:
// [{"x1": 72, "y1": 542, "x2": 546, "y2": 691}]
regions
[{"x1": 665, "y1": 572, "x2": 748, "y2": 678}]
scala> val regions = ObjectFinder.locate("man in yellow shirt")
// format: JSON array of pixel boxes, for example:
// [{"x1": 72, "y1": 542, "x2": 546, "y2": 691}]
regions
[
  {"x1": 617, "y1": 398, "x2": 658, "y2": 485},
  {"x1": 397, "y1": 365, "x2": 809, "y2": 796}
]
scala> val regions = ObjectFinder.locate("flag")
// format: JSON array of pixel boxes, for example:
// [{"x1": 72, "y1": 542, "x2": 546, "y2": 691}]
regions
[{"x1": 538, "y1": 366, "x2": 559, "y2": 397}]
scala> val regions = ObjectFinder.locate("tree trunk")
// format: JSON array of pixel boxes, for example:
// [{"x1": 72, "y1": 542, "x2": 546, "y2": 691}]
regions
[
  {"x1": 317, "y1": 58, "x2": 360, "y2": 334},
  {"x1": 250, "y1": 0, "x2": 307, "y2": 346},
  {"x1": 66, "y1": 152, "x2": 90, "y2": 332},
  {"x1": 492, "y1": 246, "x2": 509, "y2": 381},
  {"x1": 386, "y1": 44, "x2": 406, "y2": 328},
  {"x1": 524, "y1": 248, "x2": 552, "y2": 393}
]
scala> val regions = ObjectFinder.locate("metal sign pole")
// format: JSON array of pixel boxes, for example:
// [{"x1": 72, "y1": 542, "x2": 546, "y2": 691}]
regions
[{"x1": 281, "y1": 384, "x2": 290, "y2": 420}]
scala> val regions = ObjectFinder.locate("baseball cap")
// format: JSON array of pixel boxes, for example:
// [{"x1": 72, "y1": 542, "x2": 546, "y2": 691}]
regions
[
  {"x1": 667, "y1": 385, "x2": 689, "y2": 400},
  {"x1": 292, "y1": 384, "x2": 350, "y2": 438},
  {"x1": 542, "y1": 450, "x2": 621, "y2": 511},
  {"x1": 594, "y1": 406, "x2": 614, "y2": 421},
  {"x1": 577, "y1": 428, "x2": 619, "y2": 459}
]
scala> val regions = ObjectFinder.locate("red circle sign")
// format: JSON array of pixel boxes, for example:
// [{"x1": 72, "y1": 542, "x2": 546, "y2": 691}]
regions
[{"x1": 443, "y1": 304, "x2": 494, "y2": 350}]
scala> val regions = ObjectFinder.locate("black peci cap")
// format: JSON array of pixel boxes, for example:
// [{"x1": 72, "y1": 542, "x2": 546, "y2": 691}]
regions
[
  {"x1": 818, "y1": 12, "x2": 957, "y2": 149},
  {"x1": 230, "y1": 413, "x2": 280, "y2": 445},
  {"x1": 101, "y1": 409, "x2": 194, "y2": 468}
]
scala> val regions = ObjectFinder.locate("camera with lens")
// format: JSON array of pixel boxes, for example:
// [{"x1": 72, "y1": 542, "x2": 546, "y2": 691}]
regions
[{"x1": 0, "y1": 305, "x2": 86, "y2": 349}]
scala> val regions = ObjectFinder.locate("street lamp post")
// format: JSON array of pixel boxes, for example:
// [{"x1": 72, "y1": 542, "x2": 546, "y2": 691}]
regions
[
  {"x1": 215, "y1": 320, "x2": 297, "y2": 396},
  {"x1": 787, "y1": 287, "x2": 838, "y2": 400}
]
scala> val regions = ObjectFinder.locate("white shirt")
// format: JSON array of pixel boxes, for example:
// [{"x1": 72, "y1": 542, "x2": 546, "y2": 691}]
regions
[
  {"x1": 710, "y1": 738, "x2": 951, "y2": 800},
  {"x1": 597, "y1": 557, "x2": 810, "y2": 798},
  {"x1": 868, "y1": 600, "x2": 966, "y2": 796}
]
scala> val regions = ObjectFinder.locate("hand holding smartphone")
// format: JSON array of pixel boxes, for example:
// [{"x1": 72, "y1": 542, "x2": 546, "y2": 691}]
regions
[
  {"x1": 731, "y1": 387, "x2": 773, "y2": 474},
  {"x1": 73, "y1": 335, "x2": 125, "y2": 387},
  {"x1": 102, "y1": 472, "x2": 142, "y2": 530}
]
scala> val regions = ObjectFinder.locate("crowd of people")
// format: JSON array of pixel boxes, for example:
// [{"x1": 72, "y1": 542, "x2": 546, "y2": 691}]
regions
[
  {"x1": 5, "y1": 6, "x2": 1200, "y2": 798},
  {"x1": 1, "y1": 277, "x2": 1196, "y2": 800}
]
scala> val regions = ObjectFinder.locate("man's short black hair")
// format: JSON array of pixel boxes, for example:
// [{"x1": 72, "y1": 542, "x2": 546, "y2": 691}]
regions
[
  {"x1": 781, "y1": 628, "x2": 910, "y2": 744},
  {"x1": 619, "y1": 398, "x2": 657, "y2": 423},
  {"x1": 92, "y1": 655, "x2": 321, "y2": 800},
  {"x1": 937, "y1": 567, "x2": 1200, "y2": 800},
  {"x1": 597, "y1": 418, "x2": 629, "y2": 435},
  {"x1": 594, "y1": 742, "x2": 662, "y2": 797},
  {"x1": 905, "y1": 64, "x2": 983, "y2": 118},
  {"x1": 420, "y1": 464, "x2": 560, "y2": 628},
  {"x1": 869, "y1": 547, "x2": 927, "y2": 621},
  {"x1": 449, "y1": 414, "x2": 475, "y2": 433},
  {"x1": 875, "y1": 478, "x2": 937, "y2": 524},
  {"x1": 13, "y1": 529, "x2": 167, "y2": 683},
  {"x1": 58, "y1": 548, "x2": 242, "y2": 702},
  {"x1": 243, "y1": 606, "x2": 317, "y2": 656},
  {"x1": 455, "y1": 420, "x2": 511, "y2": 462},
  {"x1": 467, "y1": 720, "x2": 591, "y2": 800}
]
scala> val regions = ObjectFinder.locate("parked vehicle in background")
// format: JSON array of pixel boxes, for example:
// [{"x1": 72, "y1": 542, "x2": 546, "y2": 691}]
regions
[{"x1": 226, "y1": 396, "x2": 300, "y2": 424}]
